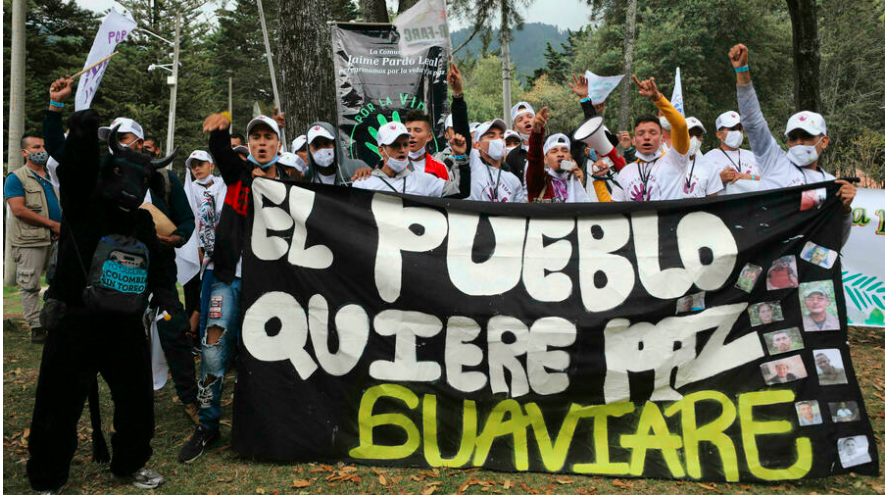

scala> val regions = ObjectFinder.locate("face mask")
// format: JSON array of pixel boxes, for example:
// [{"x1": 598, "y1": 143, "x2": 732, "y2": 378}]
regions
[
  {"x1": 787, "y1": 140, "x2": 821, "y2": 166},
  {"x1": 519, "y1": 132, "x2": 530, "y2": 141},
  {"x1": 293, "y1": 155, "x2": 308, "y2": 173},
  {"x1": 408, "y1": 147, "x2": 426, "y2": 160},
  {"x1": 195, "y1": 175, "x2": 214, "y2": 186},
  {"x1": 385, "y1": 153, "x2": 409, "y2": 173},
  {"x1": 28, "y1": 151, "x2": 49, "y2": 166},
  {"x1": 486, "y1": 139, "x2": 506, "y2": 161},
  {"x1": 688, "y1": 137, "x2": 702, "y2": 157},
  {"x1": 248, "y1": 154, "x2": 280, "y2": 170},
  {"x1": 311, "y1": 147, "x2": 335, "y2": 167},
  {"x1": 724, "y1": 130, "x2": 743, "y2": 149},
  {"x1": 505, "y1": 145, "x2": 518, "y2": 156}
]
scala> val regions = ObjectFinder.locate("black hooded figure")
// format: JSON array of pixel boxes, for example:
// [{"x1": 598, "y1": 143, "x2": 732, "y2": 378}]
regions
[{"x1": 28, "y1": 109, "x2": 177, "y2": 492}]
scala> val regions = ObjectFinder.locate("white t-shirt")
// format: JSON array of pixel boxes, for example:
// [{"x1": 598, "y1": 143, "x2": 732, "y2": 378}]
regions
[
  {"x1": 316, "y1": 172, "x2": 336, "y2": 185},
  {"x1": 700, "y1": 148, "x2": 761, "y2": 195},
  {"x1": 467, "y1": 149, "x2": 526, "y2": 203},
  {"x1": 611, "y1": 148, "x2": 690, "y2": 202},
  {"x1": 682, "y1": 151, "x2": 724, "y2": 198},
  {"x1": 352, "y1": 169, "x2": 445, "y2": 197}
]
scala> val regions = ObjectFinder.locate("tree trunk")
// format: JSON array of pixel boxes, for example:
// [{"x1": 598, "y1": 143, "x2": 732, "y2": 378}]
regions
[
  {"x1": 398, "y1": 0, "x2": 419, "y2": 14},
  {"x1": 786, "y1": 0, "x2": 821, "y2": 112},
  {"x1": 360, "y1": 0, "x2": 389, "y2": 22},
  {"x1": 617, "y1": 0, "x2": 637, "y2": 131},
  {"x1": 279, "y1": 0, "x2": 337, "y2": 132}
]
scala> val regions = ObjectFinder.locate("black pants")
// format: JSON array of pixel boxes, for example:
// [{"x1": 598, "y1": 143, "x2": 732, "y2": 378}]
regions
[
  {"x1": 27, "y1": 311, "x2": 154, "y2": 491},
  {"x1": 154, "y1": 253, "x2": 198, "y2": 405},
  {"x1": 183, "y1": 274, "x2": 201, "y2": 317}
]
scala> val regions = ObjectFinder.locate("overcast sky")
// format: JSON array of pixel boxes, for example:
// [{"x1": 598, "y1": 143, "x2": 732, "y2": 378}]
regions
[{"x1": 76, "y1": 0, "x2": 594, "y2": 33}]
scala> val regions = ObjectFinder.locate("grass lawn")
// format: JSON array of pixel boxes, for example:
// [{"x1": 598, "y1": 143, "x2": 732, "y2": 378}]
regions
[{"x1": 3, "y1": 283, "x2": 884, "y2": 494}]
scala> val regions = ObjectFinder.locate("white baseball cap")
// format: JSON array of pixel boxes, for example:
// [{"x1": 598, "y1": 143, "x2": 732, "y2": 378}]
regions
[
  {"x1": 473, "y1": 119, "x2": 508, "y2": 142},
  {"x1": 543, "y1": 133, "x2": 570, "y2": 155},
  {"x1": 510, "y1": 101, "x2": 535, "y2": 122},
  {"x1": 715, "y1": 111, "x2": 741, "y2": 130},
  {"x1": 277, "y1": 152, "x2": 306, "y2": 172},
  {"x1": 291, "y1": 134, "x2": 307, "y2": 151},
  {"x1": 185, "y1": 150, "x2": 213, "y2": 168},
  {"x1": 686, "y1": 117, "x2": 706, "y2": 134},
  {"x1": 307, "y1": 124, "x2": 336, "y2": 144},
  {"x1": 785, "y1": 111, "x2": 827, "y2": 137},
  {"x1": 376, "y1": 121, "x2": 411, "y2": 146},
  {"x1": 659, "y1": 115, "x2": 672, "y2": 131},
  {"x1": 444, "y1": 114, "x2": 454, "y2": 130},
  {"x1": 503, "y1": 129, "x2": 520, "y2": 142},
  {"x1": 98, "y1": 117, "x2": 144, "y2": 141},
  {"x1": 246, "y1": 115, "x2": 281, "y2": 138}
]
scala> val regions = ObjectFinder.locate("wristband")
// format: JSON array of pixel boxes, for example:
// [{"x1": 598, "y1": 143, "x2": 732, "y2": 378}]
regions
[
  {"x1": 580, "y1": 97, "x2": 592, "y2": 103},
  {"x1": 734, "y1": 65, "x2": 749, "y2": 73},
  {"x1": 50, "y1": 101, "x2": 64, "y2": 108},
  {"x1": 220, "y1": 111, "x2": 232, "y2": 122},
  {"x1": 453, "y1": 154, "x2": 466, "y2": 160}
]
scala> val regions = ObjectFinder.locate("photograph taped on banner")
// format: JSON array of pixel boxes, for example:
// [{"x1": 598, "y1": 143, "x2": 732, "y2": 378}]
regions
[
  {"x1": 838, "y1": 435, "x2": 872, "y2": 468},
  {"x1": 795, "y1": 400, "x2": 823, "y2": 426},
  {"x1": 800, "y1": 280, "x2": 840, "y2": 331},
  {"x1": 800, "y1": 187, "x2": 827, "y2": 211},
  {"x1": 814, "y1": 348, "x2": 849, "y2": 386},
  {"x1": 761, "y1": 354, "x2": 808, "y2": 385},
  {"x1": 735, "y1": 262, "x2": 762, "y2": 293},
  {"x1": 800, "y1": 241, "x2": 838, "y2": 269},
  {"x1": 763, "y1": 327, "x2": 804, "y2": 355},
  {"x1": 748, "y1": 301, "x2": 784, "y2": 326},
  {"x1": 830, "y1": 401, "x2": 861, "y2": 422},
  {"x1": 767, "y1": 255, "x2": 800, "y2": 290},
  {"x1": 675, "y1": 291, "x2": 705, "y2": 314}
]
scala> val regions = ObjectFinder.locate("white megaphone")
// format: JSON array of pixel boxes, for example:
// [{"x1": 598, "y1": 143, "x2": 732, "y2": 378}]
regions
[{"x1": 573, "y1": 116, "x2": 626, "y2": 172}]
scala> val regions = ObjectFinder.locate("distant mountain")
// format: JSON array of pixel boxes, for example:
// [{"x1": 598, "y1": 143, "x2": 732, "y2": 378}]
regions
[{"x1": 451, "y1": 23, "x2": 569, "y2": 82}]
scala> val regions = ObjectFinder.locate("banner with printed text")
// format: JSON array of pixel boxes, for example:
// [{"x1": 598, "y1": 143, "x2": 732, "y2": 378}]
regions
[
  {"x1": 331, "y1": 22, "x2": 448, "y2": 169},
  {"x1": 232, "y1": 180, "x2": 878, "y2": 482},
  {"x1": 843, "y1": 188, "x2": 885, "y2": 328}
]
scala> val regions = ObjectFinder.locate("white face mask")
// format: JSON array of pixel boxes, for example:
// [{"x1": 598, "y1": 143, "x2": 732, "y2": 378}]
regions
[
  {"x1": 724, "y1": 130, "x2": 743, "y2": 149},
  {"x1": 385, "y1": 153, "x2": 409, "y2": 173},
  {"x1": 195, "y1": 175, "x2": 214, "y2": 186},
  {"x1": 688, "y1": 136, "x2": 702, "y2": 157},
  {"x1": 311, "y1": 147, "x2": 335, "y2": 167},
  {"x1": 408, "y1": 147, "x2": 425, "y2": 160},
  {"x1": 559, "y1": 160, "x2": 577, "y2": 172},
  {"x1": 293, "y1": 154, "x2": 308, "y2": 173},
  {"x1": 787, "y1": 139, "x2": 821, "y2": 166},
  {"x1": 518, "y1": 132, "x2": 530, "y2": 141},
  {"x1": 485, "y1": 138, "x2": 506, "y2": 161},
  {"x1": 505, "y1": 145, "x2": 518, "y2": 156}
]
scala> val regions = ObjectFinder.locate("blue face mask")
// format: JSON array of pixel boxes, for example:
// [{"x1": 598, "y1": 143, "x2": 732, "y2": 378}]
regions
[{"x1": 248, "y1": 154, "x2": 280, "y2": 170}]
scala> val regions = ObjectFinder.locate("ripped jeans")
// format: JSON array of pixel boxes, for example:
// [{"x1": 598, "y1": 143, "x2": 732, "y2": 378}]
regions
[{"x1": 197, "y1": 277, "x2": 241, "y2": 431}]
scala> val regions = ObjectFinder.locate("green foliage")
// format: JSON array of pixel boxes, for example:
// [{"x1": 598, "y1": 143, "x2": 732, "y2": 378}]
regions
[
  {"x1": 457, "y1": 54, "x2": 526, "y2": 123},
  {"x1": 521, "y1": 75, "x2": 583, "y2": 134},
  {"x1": 451, "y1": 23, "x2": 569, "y2": 80}
]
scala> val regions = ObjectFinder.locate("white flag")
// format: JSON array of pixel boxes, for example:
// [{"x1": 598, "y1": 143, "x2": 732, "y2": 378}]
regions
[
  {"x1": 75, "y1": 9, "x2": 137, "y2": 110},
  {"x1": 394, "y1": 0, "x2": 450, "y2": 57},
  {"x1": 670, "y1": 67, "x2": 685, "y2": 116},
  {"x1": 584, "y1": 70, "x2": 624, "y2": 103}
]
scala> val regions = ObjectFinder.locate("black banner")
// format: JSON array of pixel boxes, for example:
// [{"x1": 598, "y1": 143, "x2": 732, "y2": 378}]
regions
[
  {"x1": 232, "y1": 180, "x2": 878, "y2": 482},
  {"x1": 331, "y1": 22, "x2": 448, "y2": 168}
]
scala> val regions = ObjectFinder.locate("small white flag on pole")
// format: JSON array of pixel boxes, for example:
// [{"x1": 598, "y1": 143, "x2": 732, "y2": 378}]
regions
[
  {"x1": 584, "y1": 70, "x2": 625, "y2": 103},
  {"x1": 393, "y1": 0, "x2": 450, "y2": 57},
  {"x1": 670, "y1": 67, "x2": 685, "y2": 116},
  {"x1": 75, "y1": 8, "x2": 136, "y2": 110}
]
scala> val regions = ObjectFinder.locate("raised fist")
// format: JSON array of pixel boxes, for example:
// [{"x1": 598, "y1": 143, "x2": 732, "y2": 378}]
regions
[{"x1": 729, "y1": 44, "x2": 748, "y2": 68}]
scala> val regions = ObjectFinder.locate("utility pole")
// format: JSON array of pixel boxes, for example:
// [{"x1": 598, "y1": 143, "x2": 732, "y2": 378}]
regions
[
  {"x1": 257, "y1": 0, "x2": 287, "y2": 150},
  {"x1": 502, "y1": 35, "x2": 513, "y2": 129},
  {"x1": 6, "y1": 0, "x2": 26, "y2": 173},
  {"x1": 165, "y1": 12, "x2": 181, "y2": 164},
  {"x1": 228, "y1": 76, "x2": 233, "y2": 130},
  {"x1": 618, "y1": 0, "x2": 638, "y2": 131}
]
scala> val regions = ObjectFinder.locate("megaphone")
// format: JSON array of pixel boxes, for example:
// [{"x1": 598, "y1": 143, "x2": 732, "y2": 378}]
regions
[{"x1": 573, "y1": 116, "x2": 627, "y2": 172}]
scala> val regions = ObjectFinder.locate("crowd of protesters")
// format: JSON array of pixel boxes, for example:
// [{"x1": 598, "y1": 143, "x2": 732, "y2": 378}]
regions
[{"x1": 4, "y1": 43, "x2": 858, "y2": 493}]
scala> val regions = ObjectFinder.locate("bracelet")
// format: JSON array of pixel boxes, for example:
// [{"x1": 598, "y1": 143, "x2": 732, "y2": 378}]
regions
[
  {"x1": 220, "y1": 111, "x2": 232, "y2": 122},
  {"x1": 49, "y1": 101, "x2": 64, "y2": 108},
  {"x1": 580, "y1": 97, "x2": 592, "y2": 103},
  {"x1": 734, "y1": 65, "x2": 749, "y2": 73},
  {"x1": 453, "y1": 154, "x2": 466, "y2": 160}
]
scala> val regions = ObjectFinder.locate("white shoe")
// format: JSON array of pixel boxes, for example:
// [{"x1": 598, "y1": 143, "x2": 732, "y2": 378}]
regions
[{"x1": 126, "y1": 467, "x2": 166, "y2": 489}]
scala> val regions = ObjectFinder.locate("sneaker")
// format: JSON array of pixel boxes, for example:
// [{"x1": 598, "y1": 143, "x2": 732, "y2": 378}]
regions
[
  {"x1": 117, "y1": 467, "x2": 165, "y2": 489},
  {"x1": 30, "y1": 326, "x2": 46, "y2": 344},
  {"x1": 183, "y1": 402, "x2": 200, "y2": 426},
  {"x1": 178, "y1": 425, "x2": 219, "y2": 463}
]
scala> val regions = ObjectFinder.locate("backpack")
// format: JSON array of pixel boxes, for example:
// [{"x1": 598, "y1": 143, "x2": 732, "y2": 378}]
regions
[{"x1": 82, "y1": 234, "x2": 151, "y2": 314}]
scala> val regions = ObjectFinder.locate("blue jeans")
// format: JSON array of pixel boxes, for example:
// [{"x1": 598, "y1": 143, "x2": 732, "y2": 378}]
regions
[
  {"x1": 197, "y1": 277, "x2": 241, "y2": 431},
  {"x1": 198, "y1": 269, "x2": 216, "y2": 342}
]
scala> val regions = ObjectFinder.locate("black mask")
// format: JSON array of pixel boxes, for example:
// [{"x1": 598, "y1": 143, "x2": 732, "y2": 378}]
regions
[{"x1": 98, "y1": 125, "x2": 178, "y2": 211}]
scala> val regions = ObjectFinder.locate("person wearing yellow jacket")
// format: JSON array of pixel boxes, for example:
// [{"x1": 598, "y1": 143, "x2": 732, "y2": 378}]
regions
[{"x1": 611, "y1": 75, "x2": 690, "y2": 202}]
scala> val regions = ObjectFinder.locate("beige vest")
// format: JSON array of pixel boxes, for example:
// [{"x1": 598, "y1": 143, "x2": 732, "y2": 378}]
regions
[{"x1": 7, "y1": 165, "x2": 58, "y2": 247}]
